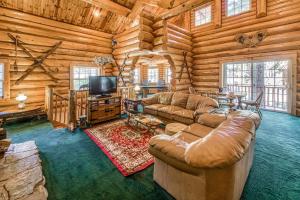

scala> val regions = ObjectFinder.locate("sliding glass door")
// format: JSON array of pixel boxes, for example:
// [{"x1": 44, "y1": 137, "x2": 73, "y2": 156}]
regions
[{"x1": 223, "y1": 59, "x2": 291, "y2": 113}]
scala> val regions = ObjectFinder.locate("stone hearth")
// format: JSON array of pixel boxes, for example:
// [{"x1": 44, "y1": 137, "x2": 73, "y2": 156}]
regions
[{"x1": 0, "y1": 141, "x2": 48, "y2": 200}]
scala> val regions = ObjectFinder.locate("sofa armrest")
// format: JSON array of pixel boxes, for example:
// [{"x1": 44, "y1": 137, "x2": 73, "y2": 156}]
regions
[
  {"x1": 193, "y1": 106, "x2": 215, "y2": 118},
  {"x1": 141, "y1": 95, "x2": 159, "y2": 106},
  {"x1": 149, "y1": 134, "x2": 188, "y2": 163}
]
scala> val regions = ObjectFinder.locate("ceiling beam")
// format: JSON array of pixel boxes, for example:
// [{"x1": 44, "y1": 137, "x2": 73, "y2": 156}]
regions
[
  {"x1": 157, "y1": 0, "x2": 210, "y2": 20},
  {"x1": 127, "y1": 0, "x2": 147, "y2": 20},
  {"x1": 82, "y1": 0, "x2": 131, "y2": 16}
]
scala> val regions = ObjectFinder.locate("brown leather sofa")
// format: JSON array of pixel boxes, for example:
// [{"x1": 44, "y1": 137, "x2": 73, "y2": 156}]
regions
[
  {"x1": 148, "y1": 111, "x2": 261, "y2": 200},
  {"x1": 142, "y1": 92, "x2": 219, "y2": 125}
]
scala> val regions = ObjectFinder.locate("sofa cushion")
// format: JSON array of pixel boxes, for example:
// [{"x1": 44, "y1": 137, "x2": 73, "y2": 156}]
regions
[
  {"x1": 174, "y1": 110, "x2": 194, "y2": 119},
  {"x1": 158, "y1": 106, "x2": 183, "y2": 120},
  {"x1": 145, "y1": 104, "x2": 167, "y2": 111},
  {"x1": 159, "y1": 92, "x2": 174, "y2": 105},
  {"x1": 186, "y1": 95, "x2": 204, "y2": 110},
  {"x1": 183, "y1": 123, "x2": 213, "y2": 138},
  {"x1": 198, "y1": 113, "x2": 227, "y2": 128},
  {"x1": 171, "y1": 92, "x2": 189, "y2": 108},
  {"x1": 160, "y1": 105, "x2": 183, "y2": 114},
  {"x1": 185, "y1": 116, "x2": 255, "y2": 168},
  {"x1": 172, "y1": 115, "x2": 194, "y2": 125}
]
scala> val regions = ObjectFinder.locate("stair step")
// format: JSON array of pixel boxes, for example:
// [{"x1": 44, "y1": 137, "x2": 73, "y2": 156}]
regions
[
  {"x1": 296, "y1": 109, "x2": 300, "y2": 116},
  {"x1": 51, "y1": 121, "x2": 68, "y2": 129}
]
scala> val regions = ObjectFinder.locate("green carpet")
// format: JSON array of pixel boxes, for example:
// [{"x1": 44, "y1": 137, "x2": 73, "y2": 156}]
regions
[{"x1": 5, "y1": 111, "x2": 300, "y2": 200}]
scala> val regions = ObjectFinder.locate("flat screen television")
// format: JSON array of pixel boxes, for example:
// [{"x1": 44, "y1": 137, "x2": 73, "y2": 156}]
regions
[{"x1": 89, "y1": 76, "x2": 117, "y2": 96}]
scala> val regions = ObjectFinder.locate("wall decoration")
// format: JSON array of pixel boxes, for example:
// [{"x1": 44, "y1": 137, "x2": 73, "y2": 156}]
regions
[
  {"x1": 94, "y1": 56, "x2": 114, "y2": 66},
  {"x1": 8, "y1": 33, "x2": 62, "y2": 85},
  {"x1": 178, "y1": 51, "x2": 192, "y2": 83},
  {"x1": 235, "y1": 30, "x2": 268, "y2": 48}
]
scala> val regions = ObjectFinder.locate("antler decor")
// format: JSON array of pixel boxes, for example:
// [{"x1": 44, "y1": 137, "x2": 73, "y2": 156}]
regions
[
  {"x1": 93, "y1": 56, "x2": 114, "y2": 66},
  {"x1": 93, "y1": 54, "x2": 128, "y2": 87},
  {"x1": 235, "y1": 30, "x2": 267, "y2": 48}
]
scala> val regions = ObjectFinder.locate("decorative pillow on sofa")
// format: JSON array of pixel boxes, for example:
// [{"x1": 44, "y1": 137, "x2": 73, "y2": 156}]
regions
[
  {"x1": 198, "y1": 113, "x2": 227, "y2": 128},
  {"x1": 159, "y1": 92, "x2": 174, "y2": 105},
  {"x1": 186, "y1": 95, "x2": 204, "y2": 110},
  {"x1": 171, "y1": 92, "x2": 190, "y2": 108},
  {"x1": 197, "y1": 97, "x2": 219, "y2": 109}
]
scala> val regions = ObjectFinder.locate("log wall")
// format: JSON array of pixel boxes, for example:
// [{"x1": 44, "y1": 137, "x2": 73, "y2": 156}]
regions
[
  {"x1": 191, "y1": 0, "x2": 300, "y2": 115},
  {"x1": 0, "y1": 8, "x2": 113, "y2": 111},
  {"x1": 112, "y1": 12, "x2": 154, "y2": 86},
  {"x1": 153, "y1": 20, "x2": 193, "y2": 92}
]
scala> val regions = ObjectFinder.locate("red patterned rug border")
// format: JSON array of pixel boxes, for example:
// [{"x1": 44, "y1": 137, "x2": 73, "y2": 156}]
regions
[{"x1": 83, "y1": 121, "x2": 154, "y2": 176}]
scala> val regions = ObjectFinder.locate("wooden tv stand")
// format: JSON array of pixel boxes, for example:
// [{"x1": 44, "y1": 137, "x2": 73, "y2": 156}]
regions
[{"x1": 87, "y1": 96, "x2": 121, "y2": 125}]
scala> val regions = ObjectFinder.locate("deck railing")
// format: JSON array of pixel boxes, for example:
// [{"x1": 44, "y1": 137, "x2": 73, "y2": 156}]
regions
[{"x1": 226, "y1": 85, "x2": 288, "y2": 111}]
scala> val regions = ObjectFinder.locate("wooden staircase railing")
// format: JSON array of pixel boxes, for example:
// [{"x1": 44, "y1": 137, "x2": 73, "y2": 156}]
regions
[
  {"x1": 75, "y1": 90, "x2": 89, "y2": 121},
  {"x1": 45, "y1": 86, "x2": 69, "y2": 128},
  {"x1": 45, "y1": 86, "x2": 136, "y2": 131}
]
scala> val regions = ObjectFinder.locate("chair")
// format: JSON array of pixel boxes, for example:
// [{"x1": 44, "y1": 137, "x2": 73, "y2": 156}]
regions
[
  {"x1": 157, "y1": 80, "x2": 166, "y2": 92},
  {"x1": 242, "y1": 91, "x2": 264, "y2": 118}
]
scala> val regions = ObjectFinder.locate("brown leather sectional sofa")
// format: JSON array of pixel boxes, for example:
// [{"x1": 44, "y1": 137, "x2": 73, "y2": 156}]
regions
[
  {"x1": 148, "y1": 111, "x2": 261, "y2": 200},
  {"x1": 142, "y1": 92, "x2": 219, "y2": 124}
]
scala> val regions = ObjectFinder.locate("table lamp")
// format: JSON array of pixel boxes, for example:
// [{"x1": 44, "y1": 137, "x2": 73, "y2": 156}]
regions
[
  {"x1": 134, "y1": 84, "x2": 141, "y2": 99},
  {"x1": 16, "y1": 93, "x2": 27, "y2": 109}
]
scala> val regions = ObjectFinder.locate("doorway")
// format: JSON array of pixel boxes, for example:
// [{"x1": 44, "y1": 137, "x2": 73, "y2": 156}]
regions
[{"x1": 222, "y1": 59, "x2": 292, "y2": 113}]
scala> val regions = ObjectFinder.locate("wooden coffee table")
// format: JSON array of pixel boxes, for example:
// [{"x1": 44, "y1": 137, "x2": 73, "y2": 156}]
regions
[{"x1": 128, "y1": 114, "x2": 164, "y2": 135}]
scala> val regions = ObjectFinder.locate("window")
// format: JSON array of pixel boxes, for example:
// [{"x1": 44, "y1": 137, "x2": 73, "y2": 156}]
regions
[
  {"x1": 133, "y1": 68, "x2": 140, "y2": 84},
  {"x1": 0, "y1": 61, "x2": 9, "y2": 100},
  {"x1": 0, "y1": 64, "x2": 3, "y2": 98},
  {"x1": 223, "y1": 59, "x2": 291, "y2": 112},
  {"x1": 227, "y1": 0, "x2": 251, "y2": 16},
  {"x1": 165, "y1": 68, "x2": 172, "y2": 83},
  {"x1": 195, "y1": 4, "x2": 212, "y2": 26},
  {"x1": 148, "y1": 68, "x2": 158, "y2": 83},
  {"x1": 72, "y1": 66, "x2": 99, "y2": 90}
]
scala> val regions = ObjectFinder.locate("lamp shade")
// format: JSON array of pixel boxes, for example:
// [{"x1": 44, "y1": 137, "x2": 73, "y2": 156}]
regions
[
  {"x1": 134, "y1": 85, "x2": 141, "y2": 92},
  {"x1": 16, "y1": 94, "x2": 27, "y2": 102}
]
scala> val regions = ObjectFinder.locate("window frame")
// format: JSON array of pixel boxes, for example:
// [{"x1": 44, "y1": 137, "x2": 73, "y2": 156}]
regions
[
  {"x1": 147, "y1": 67, "x2": 159, "y2": 84},
  {"x1": 219, "y1": 52, "x2": 297, "y2": 115},
  {"x1": 194, "y1": 3, "x2": 212, "y2": 27},
  {"x1": 165, "y1": 67, "x2": 172, "y2": 84},
  {"x1": 70, "y1": 64, "x2": 101, "y2": 90},
  {"x1": 133, "y1": 67, "x2": 141, "y2": 84},
  {"x1": 226, "y1": 0, "x2": 252, "y2": 17},
  {"x1": 0, "y1": 59, "x2": 10, "y2": 100}
]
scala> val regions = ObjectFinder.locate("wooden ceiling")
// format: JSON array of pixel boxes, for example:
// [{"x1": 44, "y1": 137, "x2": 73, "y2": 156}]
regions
[{"x1": 0, "y1": 0, "x2": 192, "y2": 34}]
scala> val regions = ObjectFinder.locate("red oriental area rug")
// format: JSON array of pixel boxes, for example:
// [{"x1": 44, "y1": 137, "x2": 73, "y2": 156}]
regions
[{"x1": 84, "y1": 119, "x2": 154, "y2": 176}]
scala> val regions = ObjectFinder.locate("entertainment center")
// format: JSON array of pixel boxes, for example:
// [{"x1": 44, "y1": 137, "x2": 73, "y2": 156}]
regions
[
  {"x1": 87, "y1": 96, "x2": 121, "y2": 125},
  {"x1": 86, "y1": 76, "x2": 121, "y2": 124}
]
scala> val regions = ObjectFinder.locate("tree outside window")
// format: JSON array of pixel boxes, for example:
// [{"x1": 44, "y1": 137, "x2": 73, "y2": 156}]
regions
[
  {"x1": 148, "y1": 68, "x2": 158, "y2": 83},
  {"x1": 72, "y1": 66, "x2": 99, "y2": 90}
]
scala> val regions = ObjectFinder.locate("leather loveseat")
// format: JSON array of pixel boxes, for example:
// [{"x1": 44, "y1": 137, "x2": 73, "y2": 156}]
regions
[
  {"x1": 148, "y1": 111, "x2": 261, "y2": 200},
  {"x1": 142, "y1": 92, "x2": 219, "y2": 125}
]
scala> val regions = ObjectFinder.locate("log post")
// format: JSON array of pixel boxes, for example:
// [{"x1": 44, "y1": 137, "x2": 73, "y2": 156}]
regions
[
  {"x1": 257, "y1": 0, "x2": 267, "y2": 18},
  {"x1": 68, "y1": 90, "x2": 77, "y2": 132},
  {"x1": 214, "y1": 0, "x2": 222, "y2": 28},
  {"x1": 45, "y1": 86, "x2": 54, "y2": 121}
]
